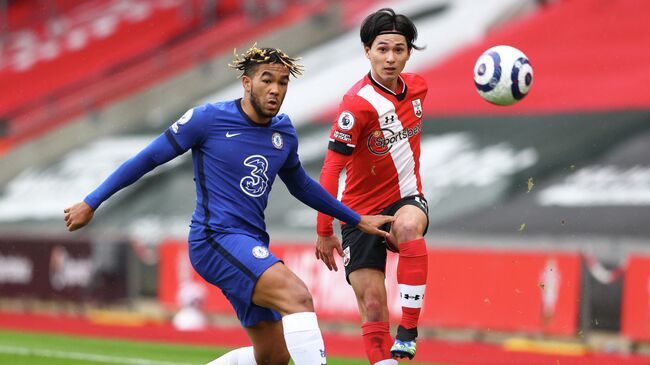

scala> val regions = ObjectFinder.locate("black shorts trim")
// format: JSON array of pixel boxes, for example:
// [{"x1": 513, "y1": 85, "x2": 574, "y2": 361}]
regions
[{"x1": 340, "y1": 195, "x2": 429, "y2": 284}]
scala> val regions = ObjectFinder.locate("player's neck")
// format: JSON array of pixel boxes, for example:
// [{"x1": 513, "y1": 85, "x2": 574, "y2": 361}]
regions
[{"x1": 241, "y1": 98, "x2": 271, "y2": 125}]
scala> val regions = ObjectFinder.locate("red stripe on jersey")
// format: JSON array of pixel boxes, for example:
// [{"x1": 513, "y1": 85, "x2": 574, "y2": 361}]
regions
[{"x1": 326, "y1": 73, "x2": 428, "y2": 215}]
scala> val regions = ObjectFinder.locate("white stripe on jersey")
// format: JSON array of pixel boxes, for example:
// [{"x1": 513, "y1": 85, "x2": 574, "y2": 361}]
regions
[{"x1": 357, "y1": 84, "x2": 418, "y2": 198}]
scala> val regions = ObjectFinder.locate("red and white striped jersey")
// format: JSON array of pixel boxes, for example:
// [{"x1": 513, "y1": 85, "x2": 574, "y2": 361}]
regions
[{"x1": 326, "y1": 72, "x2": 428, "y2": 215}]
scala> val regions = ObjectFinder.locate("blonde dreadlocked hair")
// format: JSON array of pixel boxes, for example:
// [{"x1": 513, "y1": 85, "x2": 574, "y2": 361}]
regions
[{"x1": 228, "y1": 44, "x2": 304, "y2": 78}]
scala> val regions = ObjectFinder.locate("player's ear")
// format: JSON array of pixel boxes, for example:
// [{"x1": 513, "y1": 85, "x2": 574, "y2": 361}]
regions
[
  {"x1": 364, "y1": 46, "x2": 371, "y2": 60},
  {"x1": 241, "y1": 75, "x2": 251, "y2": 93}
]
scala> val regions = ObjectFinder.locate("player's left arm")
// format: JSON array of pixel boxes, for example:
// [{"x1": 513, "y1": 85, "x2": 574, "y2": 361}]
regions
[{"x1": 278, "y1": 163, "x2": 393, "y2": 238}]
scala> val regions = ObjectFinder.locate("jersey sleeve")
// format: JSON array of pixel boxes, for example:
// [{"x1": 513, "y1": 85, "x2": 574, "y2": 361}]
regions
[
  {"x1": 83, "y1": 106, "x2": 211, "y2": 210},
  {"x1": 279, "y1": 163, "x2": 360, "y2": 227},
  {"x1": 164, "y1": 105, "x2": 210, "y2": 154},
  {"x1": 316, "y1": 148, "x2": 349, "y2": 236},
  {"x1": 327, "y1": 95, "x2": 371, "y2": 156},
  {"x1": 83, "y1": 132, "x2": 180, "y2": 210},
  {"x1": 279, "y1": 115, "x2": 301, "y2": 170}
]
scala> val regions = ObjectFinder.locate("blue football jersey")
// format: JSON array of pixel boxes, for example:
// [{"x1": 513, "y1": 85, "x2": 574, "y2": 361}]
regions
[{"x1": 166, "y1": 99, "x2": 300, "y2": 244}]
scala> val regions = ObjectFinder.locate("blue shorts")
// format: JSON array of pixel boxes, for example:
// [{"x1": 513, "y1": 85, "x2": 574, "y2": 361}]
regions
[{"x1": 188, "y1": 231, "x2": 282, "y2": 327}]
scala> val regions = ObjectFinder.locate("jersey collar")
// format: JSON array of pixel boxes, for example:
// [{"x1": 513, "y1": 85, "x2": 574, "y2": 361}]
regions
[{"x1": 368, "y1": 72, "x2": 407, "y2": 101}]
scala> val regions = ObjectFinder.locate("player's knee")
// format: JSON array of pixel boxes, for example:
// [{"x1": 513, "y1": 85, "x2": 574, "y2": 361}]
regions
[
  {"x1": 290, "y1": 286, "x2": 314, "y2": 312},
  {"x1": 392, "y1": 218, "x2": 422, "y2": 242},
  {"x1": 276, "y1": 280, "x2": 314, "y2": 314},
  {"x1": 361, "y1": 294, "x2": 387, "y2": 322}
]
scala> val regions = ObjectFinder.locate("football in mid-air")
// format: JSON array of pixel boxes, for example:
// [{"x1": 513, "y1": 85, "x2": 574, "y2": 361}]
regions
[{"x1": 473, "y1": 45, "x2": 533, "y2": 106}]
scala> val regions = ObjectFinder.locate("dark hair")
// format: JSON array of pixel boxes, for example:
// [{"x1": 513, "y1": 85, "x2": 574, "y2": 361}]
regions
[
  {"x1": 229, "y1": 44, "x2": 304, "y2": 78},
  {"x1": 360, "y1": 8, "x2": 423, "y2": 51}
]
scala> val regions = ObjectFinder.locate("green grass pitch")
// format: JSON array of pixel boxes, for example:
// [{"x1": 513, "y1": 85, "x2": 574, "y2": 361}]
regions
[{"x1": 0, "y1": 330, "x2": 442, "y2": 365}]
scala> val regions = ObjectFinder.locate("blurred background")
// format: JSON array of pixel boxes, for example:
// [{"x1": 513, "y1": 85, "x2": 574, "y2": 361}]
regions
[{"x1": 1, "y1": 0, "x2": 650, "y2": 363}]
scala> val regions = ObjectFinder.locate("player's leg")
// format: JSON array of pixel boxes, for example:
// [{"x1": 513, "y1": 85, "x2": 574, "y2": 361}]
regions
[
  {"x1": 390, "y1": 203, "x2": 429, "y2": 359},
  {"x1": 206, "y1": 320, "x2": 289, "y2": 365},
  {"x1": 343, "y1": 224, "x2": 396, "y2": 365},
  {"x1": 189, "y1": 233, "x2": 289, "y2": 365},
  {"x1": 349, "y1": 268, "x2": 396, "y2": 365},
  {"x1": 253, "y1": 262, "x2": 327, "y2": 365}
]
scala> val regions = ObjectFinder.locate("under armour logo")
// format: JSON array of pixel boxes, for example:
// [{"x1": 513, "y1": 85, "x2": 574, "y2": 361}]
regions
[
  {"x1": 383, "y1": 115, "x2": 395, "y2": 125},
  {"x1": 401, "y1": 293, "x2": 423, "y2": 300}
]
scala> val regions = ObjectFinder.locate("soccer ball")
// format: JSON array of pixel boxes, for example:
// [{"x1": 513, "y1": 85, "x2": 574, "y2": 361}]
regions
[{"x1": 473, "y1": 45, "x2": 533, "y2": 106}]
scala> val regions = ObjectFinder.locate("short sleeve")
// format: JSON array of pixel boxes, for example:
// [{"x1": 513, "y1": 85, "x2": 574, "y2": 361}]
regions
[{"x1": 327, "y1": 95, "x2": 370, "y2": 156}]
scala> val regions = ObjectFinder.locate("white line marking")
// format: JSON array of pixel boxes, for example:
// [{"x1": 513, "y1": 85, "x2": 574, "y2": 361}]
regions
[{"x1": 0, "y1": 345, "x2": 198, "y2": 365}]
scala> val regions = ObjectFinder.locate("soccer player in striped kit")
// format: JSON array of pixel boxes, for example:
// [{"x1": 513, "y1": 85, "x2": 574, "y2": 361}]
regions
[
  {"x1": 315, "y1": 8, "x2": 429, "y2": 363},
  {"x1": 65, "y1": 45, "x2": 395, "y2": 365}
]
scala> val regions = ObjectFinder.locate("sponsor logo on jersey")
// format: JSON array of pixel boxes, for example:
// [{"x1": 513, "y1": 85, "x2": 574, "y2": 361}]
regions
[
  {"x1": 226, "y1": 131, "x2": 241, "y2": 138},
  {"x1": 333, "y1": 130, "x2": 352, "y2": 143},
  {"x1": 412, "y1": 98, "x2": 422, "y2": 118},
  {"x1": 252, "y1": 245, "x2": 269, "y2": 259},
  {"x1": 171, "y1": 109, "x2": 193, "y2": 134},
  {"x1": 240, "y1": 155, "x2": 269, "y2": 197},
  {"x1": 367, "y1": 123, "x2": 422, "y2": 156},
  {"x1": 272, "y1": 132, "x2": 283, "y2": 149},
  {"x1": 381, "y1": 113, "x2": 397, "y2": 126},
  {"x1": 337, "y1": 111, "x2": 355, "y2": 130}
]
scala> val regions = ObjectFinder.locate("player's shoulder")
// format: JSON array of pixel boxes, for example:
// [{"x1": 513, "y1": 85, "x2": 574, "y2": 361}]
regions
[
  {"x1": 343, "y1": 75, "x2": 371, "y2": 98},
  {"x1": 184, "y1": 101, "x2": 223, "y2": 119},
  {"x1": 201, "y1": 100, "x2": 238, "y2": 115},
  {"x1": 273, "y1": 113, "x2": 294, "y2": 128},
  {"x1": 402, "y1": 73, "x2": 428, "y2": 92},
  {"x1": 273, "y1": 113, "x2": 298, "y2": 135},
  {"x1": 341, "y1": 76, "x2": 374, "y2": 111},
  {"x1": 189, "y1": 100, "x2": 242, "y2": 124}
]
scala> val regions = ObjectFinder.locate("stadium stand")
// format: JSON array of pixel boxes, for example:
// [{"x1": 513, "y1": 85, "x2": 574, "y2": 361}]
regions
[{"x1": 0, "y1": 0, "x2": 356, "y2": 178}]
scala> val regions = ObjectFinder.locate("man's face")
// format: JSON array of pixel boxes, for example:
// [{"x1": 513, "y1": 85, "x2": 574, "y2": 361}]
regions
[
  {"x1": 243, "y1": 63, "x2": 290, "y2": 120},
  {"x1": 365, "y1": 34, "x2": 411, "y2": 88}
]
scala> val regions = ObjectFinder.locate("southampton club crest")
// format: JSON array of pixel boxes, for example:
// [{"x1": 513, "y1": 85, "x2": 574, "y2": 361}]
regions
[{"x1": 412, "y1": 99, "x2": 422, "y2": 118}]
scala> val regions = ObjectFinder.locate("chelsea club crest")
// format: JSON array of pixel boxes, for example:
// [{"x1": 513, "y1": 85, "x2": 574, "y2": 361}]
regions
[
  {"x1": 272, "y1": 132, "x2": 283, "y2": 149},
  {"x1": 252, "y1": 245, "x2": 270, "y2": 259}
]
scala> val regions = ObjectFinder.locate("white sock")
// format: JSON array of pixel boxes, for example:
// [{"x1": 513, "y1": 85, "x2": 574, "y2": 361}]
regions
[
  {"x1": 374, "y1": 360, "x2": 398, "y2": 365},
  {"x1": 206, "y1": 346, "x2": 256, "y2": 365},
  {"x1": 282, "y1": 312, "x2": 327, "y2": 365}
]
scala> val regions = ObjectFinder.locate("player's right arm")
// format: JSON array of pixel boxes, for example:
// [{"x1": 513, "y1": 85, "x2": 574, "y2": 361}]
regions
[
  {"x1": 64, "y1": 106, "x2": 207, "y2": 231},
  {"x1": 315, "y1": 148, "x2": 348, "y2": 271},
  {"x1": 315, "y1": 96, "x2": 370, "y2": 271},
  {"x1": 63, "y1": 133, "x2": 179, "y2": 231}
]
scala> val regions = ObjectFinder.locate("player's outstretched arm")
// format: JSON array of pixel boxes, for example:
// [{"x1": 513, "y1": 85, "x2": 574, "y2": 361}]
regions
[
  {"x1": 357, "y1": 215, "x2": 394, "y2": 239},
  {"x1": 64, "y1": 202, "x2": 94, "y2": 231},
  {"x1": 280, "y1": 164, "x2": 395, "y2": 238},
  {"x1": 65, "y1": 132, "x2": 184, "y2": 233}
]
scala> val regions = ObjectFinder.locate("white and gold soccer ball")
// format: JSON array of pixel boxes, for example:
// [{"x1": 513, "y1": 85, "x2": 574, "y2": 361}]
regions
[{"x1": 473, "y1": 45, "x2": 533, "y2": 106}]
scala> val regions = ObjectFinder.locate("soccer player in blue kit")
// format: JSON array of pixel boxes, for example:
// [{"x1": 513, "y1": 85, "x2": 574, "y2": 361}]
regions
[{"x1": 64, "y1": 45, "x2": 394, "y2": 365}]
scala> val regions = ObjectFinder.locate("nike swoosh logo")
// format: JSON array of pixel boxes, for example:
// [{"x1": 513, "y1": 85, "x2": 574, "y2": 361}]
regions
[{"x1": 226, "y1": 132, "x2": 242, "y2": 138}]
